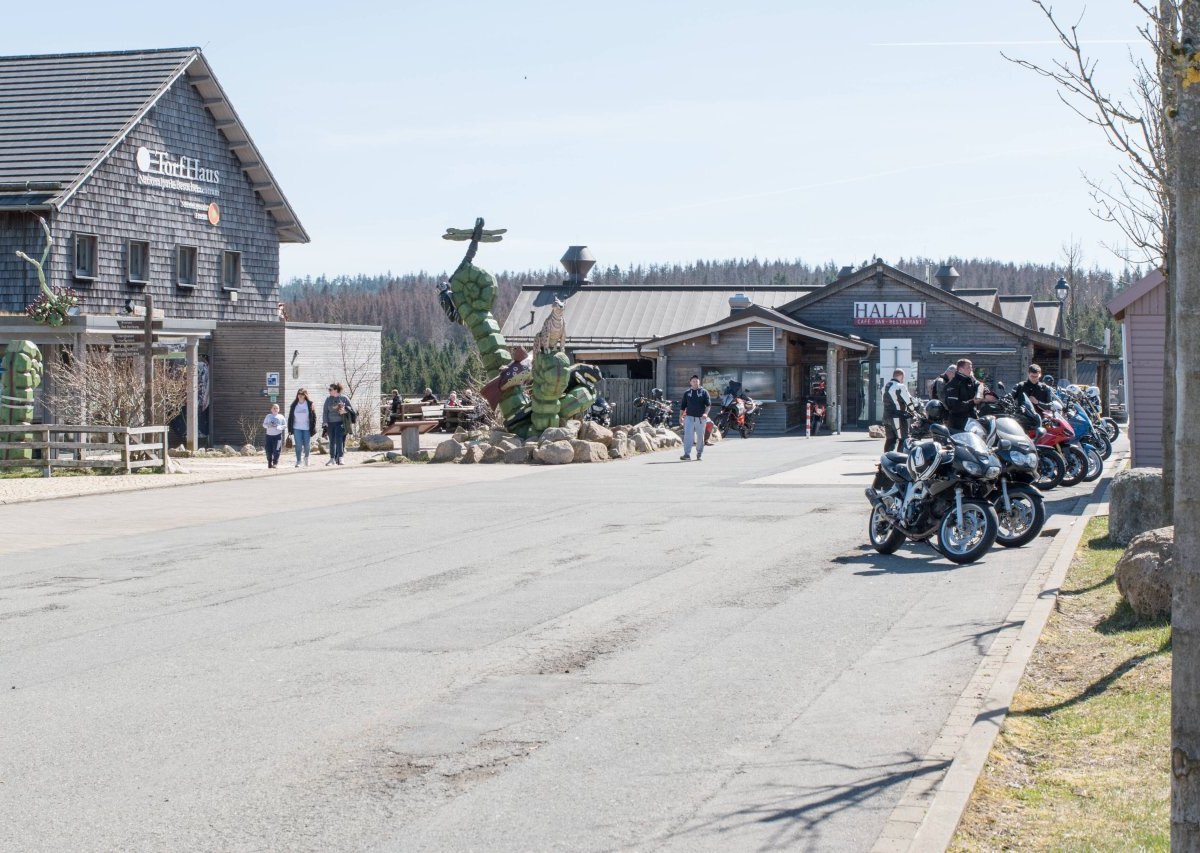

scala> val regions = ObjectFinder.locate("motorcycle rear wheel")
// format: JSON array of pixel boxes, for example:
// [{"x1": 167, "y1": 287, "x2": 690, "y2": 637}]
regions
[
  {"x1": 1034, "y1": 450, "x2": 1064, "y2": 491},
  {"x1": 993, "y1": 485, "x2": 1045, "y2": 548},
  {"x1": 868, "y1": 504, "x2": 905, "y2": 554},
  {"x1": 1059, "y1": 445, "x2": 1087, "y2": 487},
  {"x1": 937, "y1": 498, "x2": 999, "y2": 564}
]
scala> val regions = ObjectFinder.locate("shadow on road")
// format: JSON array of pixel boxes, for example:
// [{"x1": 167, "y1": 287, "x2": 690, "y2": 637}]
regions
[{"x1": 663, "y1": 755, "x2": 951, "y2": 852}]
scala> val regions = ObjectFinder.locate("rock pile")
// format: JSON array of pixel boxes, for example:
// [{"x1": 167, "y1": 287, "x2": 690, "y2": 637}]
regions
[{"x1": 429, "y1": 419, "x2": 682, "y2": 465}]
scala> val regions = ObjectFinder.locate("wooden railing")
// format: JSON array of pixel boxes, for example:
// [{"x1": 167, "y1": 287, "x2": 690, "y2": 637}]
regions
[{"x1": 0, "y1": 425, "x2": 170, "y2": 477}]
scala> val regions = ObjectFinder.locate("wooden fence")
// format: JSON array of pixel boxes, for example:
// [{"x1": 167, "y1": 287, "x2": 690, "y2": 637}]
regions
[{"x1": 0, "y1": 425, "x2": 170, "y2": 477}]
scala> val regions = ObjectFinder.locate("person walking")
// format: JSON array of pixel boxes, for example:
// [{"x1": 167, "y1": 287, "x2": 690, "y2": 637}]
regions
[
  {"x1": 262, "y1": 404, "x2": 286, "y2": 469},
  {"x1": 323, "y1": 382, "x2": 355, "y2": 466},
  {"x1": 881, "y1": 369, "x2": 914, "y2": 452},
  {"x1": 288, "y1": 387, "x2": 316, "y2": 467},
  {"x1": 679, "y1": 375, "x2": 711, "y2": 461}
]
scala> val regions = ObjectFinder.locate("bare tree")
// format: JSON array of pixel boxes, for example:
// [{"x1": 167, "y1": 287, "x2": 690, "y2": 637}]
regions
[
  {"x1": 43, "y1": 352, "x2": 186, "y2": 428},
  {"x1": 1007, "y1": 0, "x2": 1181, "y2": 508},
  {"x1": 1173, "y1": 5, "x2": 1200, "y2": 846}
]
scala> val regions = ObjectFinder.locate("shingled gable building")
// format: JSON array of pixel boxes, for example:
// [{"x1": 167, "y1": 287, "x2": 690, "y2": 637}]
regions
[
  {"x1": 502, "y1": 257, "x2": 1101, "y2": 434},
  {"x1": 0, "y1": 48, "x2": 380, "y2": 446}
]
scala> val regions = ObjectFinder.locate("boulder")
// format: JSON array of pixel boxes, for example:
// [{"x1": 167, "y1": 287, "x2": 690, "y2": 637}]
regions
[
  {"x1": 359, "y1": 434, "x2": 395, "y2": 452},
  {"x1": 535, "y1": 440, "x2": 575, "y2": 465},
  {"x1": 432, "y1": 439, "x2": 465, "y2": 463},
  {"x1": 631, "y1": 433, "x2": 656, "y2": 454},
  {"x1": 1110, "y1": 468, "x2": 1170, "y2": 545},
  {"x1": 482, "y1": 445, "x2": 507, "y2": 464},
  {"x1": 504, "y1": 446, "x2": 533, "y2": 464},
  {"x1": 460, "y1": 444, "x2": 486, "y2": 464},
  {"x1": 867, "y1": 424, "x2": 886, "y2": 439},
  {"x1": 579, "y1": 421, "x2": 615, "y2": 446},
  {"x1": 539, "y1": 426, "x2": 576, "y2": 444},
  {"x1": 1115, "y1": 526, "x2": 1174, "y2": 619},
  {"x1": 571, "y1": 439, "x2": 609, "y2": 463}
]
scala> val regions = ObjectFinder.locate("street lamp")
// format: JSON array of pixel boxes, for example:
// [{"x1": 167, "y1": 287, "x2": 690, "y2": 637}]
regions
[{"x1": 1054, "y1": 276, "x2": 1071, "y2": 384}]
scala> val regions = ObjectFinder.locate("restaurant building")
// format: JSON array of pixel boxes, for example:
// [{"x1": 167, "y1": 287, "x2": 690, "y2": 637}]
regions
[
  {"x1": 502, "y1": 255, "x2": 1103, "y2": 433},
  {"x1": 0, "y1": 47, "x2": 379, "y2": 446}
]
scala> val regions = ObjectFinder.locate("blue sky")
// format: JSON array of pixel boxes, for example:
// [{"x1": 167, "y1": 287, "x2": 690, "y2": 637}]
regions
[{"x1": 4, "y1": 1, "x2": 1154, "y2": 280}]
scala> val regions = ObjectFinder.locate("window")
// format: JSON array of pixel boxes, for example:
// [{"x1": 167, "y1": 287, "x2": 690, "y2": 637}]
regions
[
  {"x1": 221, "y1": 251, "x2": 241, "y2": 290},
  {"x1": 127, "y1": 239, "x2": 150, "y2": 284},
  {"x1": 177, "y1": 245, "x2": 197, "y2": 288},
  {"x1": 747, "y1": 326, "x2": 775, "y2": 352},
  {"x1": 74, "y1": 234, "x2": 98, "y2": 280}
]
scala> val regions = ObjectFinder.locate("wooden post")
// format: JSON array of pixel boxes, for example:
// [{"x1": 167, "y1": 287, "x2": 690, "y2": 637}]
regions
[
  {"x1": 186, "y1": 337, "x2": 199, "y2": 452},
  {"x1": 143, "y1": 294, "x2": 154, "y2": 427}
]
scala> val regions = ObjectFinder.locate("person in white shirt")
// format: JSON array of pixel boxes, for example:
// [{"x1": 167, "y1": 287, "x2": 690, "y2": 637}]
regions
[{"x1": 262, "y1": 404, "x2": 287, "y2": 469}]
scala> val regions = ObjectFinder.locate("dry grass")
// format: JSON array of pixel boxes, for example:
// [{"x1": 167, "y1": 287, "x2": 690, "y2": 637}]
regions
[{"x1": 951, "y1": 516, "x2": 1171, "y2": 852}]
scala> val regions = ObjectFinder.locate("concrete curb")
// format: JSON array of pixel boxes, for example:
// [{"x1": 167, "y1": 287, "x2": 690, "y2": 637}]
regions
[{"x1": 869, "y1": 453, "x2": 1125, "y2": 853}]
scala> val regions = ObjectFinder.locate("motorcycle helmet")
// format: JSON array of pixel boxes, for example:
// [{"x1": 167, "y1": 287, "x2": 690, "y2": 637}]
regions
[
  {"x1": 924, "y1": 399, "x2": 948, "y2": 423},
  {"x1": 651, "y1": 387, "x2": 664, "y2": 401}
]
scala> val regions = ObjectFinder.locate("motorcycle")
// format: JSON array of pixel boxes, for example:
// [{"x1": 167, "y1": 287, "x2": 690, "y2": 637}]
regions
[
  {"x1": 633, "y1": 393, "x2": 673, "y2": 427},
  {"x1": 584, "y1": 395, "x2": 613, "y2": 427},
  {"x1": 865, "y1": 420, "x2": 1001, "y2": 564}
]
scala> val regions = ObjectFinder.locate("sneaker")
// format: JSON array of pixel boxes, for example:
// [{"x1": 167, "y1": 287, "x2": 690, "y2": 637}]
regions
[{"x1": 680, "y1": 454, "x2": 690, "y2": 461}]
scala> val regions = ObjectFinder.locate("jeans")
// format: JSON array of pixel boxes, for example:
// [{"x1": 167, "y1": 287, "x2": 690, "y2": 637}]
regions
[
  {"x1": 293, "y1": 429, "x2": 311, "y2": 463},
  {"x1": 264, "y1": 433, "x2": 282, "y2": 467},
  {"x1": 683, "y1": 415, "x2": 706, "y2": 457},
  {"x1": 328, "y1": 421, "x2": 346, "y2": 461}
]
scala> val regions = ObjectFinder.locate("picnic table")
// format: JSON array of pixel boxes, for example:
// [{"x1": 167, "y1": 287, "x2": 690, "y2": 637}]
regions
[{"x1": 381, "y1": 418, "x2": 441, "y2": 458}]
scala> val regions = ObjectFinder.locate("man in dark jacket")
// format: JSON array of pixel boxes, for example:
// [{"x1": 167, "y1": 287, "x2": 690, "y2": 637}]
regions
[
  {"x1": 943, "y1": 359, "x2": 982, "y2": 431},
  {"x1": 679, "y1": 375, "x2": 711, "y2": 461},
  {"x1": 1014, "y1": 363, "x2": 1053, "y2": 406}
]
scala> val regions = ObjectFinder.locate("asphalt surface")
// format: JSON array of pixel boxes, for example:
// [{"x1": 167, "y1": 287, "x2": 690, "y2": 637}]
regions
[{"x1": 0, "y1": 432, "x2": 1101, "y2": 852}]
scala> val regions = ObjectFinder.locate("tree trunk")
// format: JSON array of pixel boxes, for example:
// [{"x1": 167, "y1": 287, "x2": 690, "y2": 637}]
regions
[{"x1": 1173, "y1": 3, "x2": 1200, "y2": 846}]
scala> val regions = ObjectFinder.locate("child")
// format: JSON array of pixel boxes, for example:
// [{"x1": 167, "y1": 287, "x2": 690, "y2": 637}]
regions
[{"x1": 262, "y1": 403, "x2": 286, "y2": 469}]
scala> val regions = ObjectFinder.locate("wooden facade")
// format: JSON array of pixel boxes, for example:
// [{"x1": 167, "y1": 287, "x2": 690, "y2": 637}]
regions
[{"x1": 1109, "y1": 271, "x2": 1166, "y2": 467}]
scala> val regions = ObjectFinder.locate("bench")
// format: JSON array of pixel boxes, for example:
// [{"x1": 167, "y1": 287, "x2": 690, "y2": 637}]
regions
[{"x1": 381, "y1": 419, "x2": 441, "y2": 458}]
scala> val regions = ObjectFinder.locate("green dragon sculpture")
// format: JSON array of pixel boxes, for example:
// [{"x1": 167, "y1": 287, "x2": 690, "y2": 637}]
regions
[
  {"x1": 0, "y1": 340, "x2": 44, "y2": 461},
  {"x1": 438, "y1": 218, "x2": 598, "y2": 437}
]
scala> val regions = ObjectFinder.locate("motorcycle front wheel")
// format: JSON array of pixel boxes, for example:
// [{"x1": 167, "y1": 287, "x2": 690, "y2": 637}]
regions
[
  {"x1": 993, "y1": 485, "x2": 1045, "y2": 548},
  {"x1": 1034, "y1": 450, "x2": 1064, "y2": 491},
  {"x1": 868, "y1": 503, "x2": 905, "y2": 554},
  {"x1": 1082, "y1": 445, "x2": 1104, "y2": 482},
  {"x1": 937, "y1": 499, "x2": 999, "y2": 564},
  {"x1": 1060, "y1": 445, "x2": 1088, "y2": 487}
]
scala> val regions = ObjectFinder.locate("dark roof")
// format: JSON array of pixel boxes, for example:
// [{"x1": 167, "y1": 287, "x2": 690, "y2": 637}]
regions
[
  {"x1": 501, "y1": 285, "x2": 821, "y2": 348},
  {"x1": 0, "y1": 47, "x2": 307, "y2": 242}
]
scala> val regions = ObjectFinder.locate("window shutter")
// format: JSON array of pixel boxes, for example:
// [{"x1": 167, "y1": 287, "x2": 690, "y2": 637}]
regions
[{"x1": 746, "y1": 326, "x2": 775, "y2": 352}]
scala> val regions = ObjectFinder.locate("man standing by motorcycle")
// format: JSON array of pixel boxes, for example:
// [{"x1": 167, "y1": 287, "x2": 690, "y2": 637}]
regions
[
  {"x1": 1014, "y1": 363, "x2": 1053, "y2": 406},
  {"x1": 943, "y1": 358, "x2": 983, "y2": 431},
  {"x1": 881, "y1": 368, "x2": 914, "y2": 452},
  {"x1": 679, "y1": 375, "x2": 711, "y2": 461}
]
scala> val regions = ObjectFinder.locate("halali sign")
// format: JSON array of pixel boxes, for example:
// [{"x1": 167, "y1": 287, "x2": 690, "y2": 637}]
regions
[
  {"x1": 135, "y1": 146, "x2": 220, "y2": 196},
  {"x1": 853, "y1": 301, "x2": 927, "y2": 326}
]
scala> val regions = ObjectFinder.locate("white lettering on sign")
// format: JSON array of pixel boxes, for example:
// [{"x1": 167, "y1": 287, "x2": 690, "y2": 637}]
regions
[
  {"x1": 136, "y1": 147, "x2": 220, "y2": 196},
  {"x1": 853, "y1": 301, "x2": 927, "y2": 326}
]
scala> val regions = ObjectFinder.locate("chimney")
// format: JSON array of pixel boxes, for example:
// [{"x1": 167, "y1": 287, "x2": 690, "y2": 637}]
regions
[
  {"x1": 729, "y1": 293, "x2": 752, "y2": 314},
  {"x1": 934, "y1": 264, "x2": 960, "y2": 291},
  {"x1": 560, "y1": 245, "x2": 596, "y2": 285}
]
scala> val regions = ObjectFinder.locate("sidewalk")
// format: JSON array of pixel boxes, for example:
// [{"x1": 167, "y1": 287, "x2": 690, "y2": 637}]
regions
[{"x1": 0, "y1": 433, "x2": 447, "y2": 506}]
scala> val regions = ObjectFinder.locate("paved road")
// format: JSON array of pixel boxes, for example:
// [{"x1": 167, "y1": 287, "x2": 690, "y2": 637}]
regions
[{"x1": 0, "y1": 433, "x2": 1100, "y2": 852}]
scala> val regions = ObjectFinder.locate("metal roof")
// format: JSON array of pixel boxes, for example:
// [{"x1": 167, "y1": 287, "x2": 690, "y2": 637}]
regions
[
  {"x1": 1031, "y1": 301, "x2": 1062, "y2": 335},
  {"x1": 501, "y1": 285, "x2": 820, "y2": 347},
  {"x1": 997, "y1": 294, "x2": 1034, "y2": 328},
  {"x1": 0, "y1": 47, "x2": 308, "y2": 243}
]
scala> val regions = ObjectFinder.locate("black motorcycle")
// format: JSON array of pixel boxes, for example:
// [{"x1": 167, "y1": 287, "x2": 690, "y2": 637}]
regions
[
  {"x1": 585, "y1": 396, "x2": 613, "y2": 427},
  {"x1": 866, "y1": 421, "x2": 1001, "y2": 564}
]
